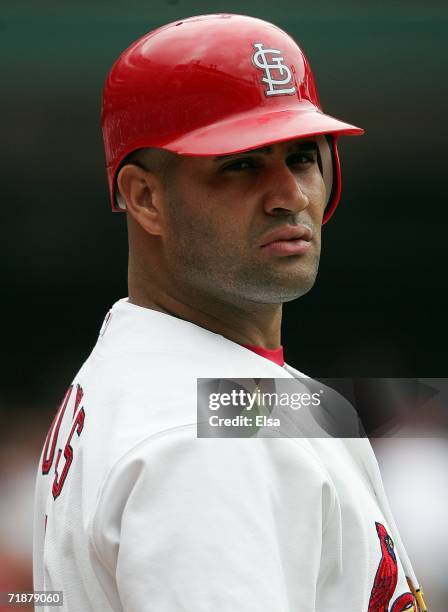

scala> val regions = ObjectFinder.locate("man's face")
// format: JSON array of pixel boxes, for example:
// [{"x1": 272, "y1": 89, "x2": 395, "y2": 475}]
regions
[{"x1": 161, "y1": 137, "x2": 327, "y2": 305}]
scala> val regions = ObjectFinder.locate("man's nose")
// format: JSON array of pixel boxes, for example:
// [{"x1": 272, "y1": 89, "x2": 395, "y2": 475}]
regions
[{"x1": 261, "y1": 163, "x2": 309, "y2": 216}]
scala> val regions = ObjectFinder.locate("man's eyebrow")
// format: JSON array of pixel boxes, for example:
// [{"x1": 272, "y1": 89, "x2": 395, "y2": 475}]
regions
[
  {"x1": 213, "y1": 146, "x2": 271, "y2": 161},
  {"x1": 289, "y1": 140, "x2": 319, "y2": 151},
  {"x1": 213, "y1": 141, "x2": 318, "y2": 161}
]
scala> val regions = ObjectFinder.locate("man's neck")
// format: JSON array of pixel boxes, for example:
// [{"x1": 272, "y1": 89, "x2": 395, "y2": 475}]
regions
[{"x1": 128, "y1": 283, "x2": 283, "y2": 349}]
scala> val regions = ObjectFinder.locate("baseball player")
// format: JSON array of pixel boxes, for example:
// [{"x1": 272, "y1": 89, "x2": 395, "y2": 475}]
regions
[{"x1": 33, "y1": 14, "x2": 428, "y2": 612}]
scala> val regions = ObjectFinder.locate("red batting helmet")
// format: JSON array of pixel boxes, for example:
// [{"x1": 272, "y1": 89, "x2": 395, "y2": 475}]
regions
[{"x1": 101, "y1": 13, "x2": 363, "y2": 223}]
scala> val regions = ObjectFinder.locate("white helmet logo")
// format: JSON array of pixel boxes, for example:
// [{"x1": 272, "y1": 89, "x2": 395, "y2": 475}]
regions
[{"x1": 252, "y1": 42, "x2": 296, "y2": 96}]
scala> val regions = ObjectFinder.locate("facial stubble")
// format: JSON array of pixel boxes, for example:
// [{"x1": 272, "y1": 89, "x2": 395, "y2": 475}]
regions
[{"x1": 163, "y1": 187, "x2": 321, "y2": 305}]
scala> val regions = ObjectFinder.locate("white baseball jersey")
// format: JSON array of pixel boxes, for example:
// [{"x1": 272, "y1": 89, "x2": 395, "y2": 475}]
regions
[{"x1": 33, "y1": 298, "x2": 424, "y2": 611}]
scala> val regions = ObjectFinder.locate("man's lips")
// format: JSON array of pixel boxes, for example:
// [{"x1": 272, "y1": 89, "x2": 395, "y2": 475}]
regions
[
  {"x1": 259, "y1": 225, "x2": 313, "y2": 247},
  {"x1": 259, "y1": 224, "x2": 313, "y2": 256}
]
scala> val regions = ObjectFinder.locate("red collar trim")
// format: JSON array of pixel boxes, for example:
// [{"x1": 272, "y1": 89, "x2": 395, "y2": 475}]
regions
[{"x1": 242, "y1": 343, "x2": 284, "y2": 366}]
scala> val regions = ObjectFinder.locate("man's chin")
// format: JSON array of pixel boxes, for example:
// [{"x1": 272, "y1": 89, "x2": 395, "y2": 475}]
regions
[
  {"x1": 244, "y1": 273, "x2": 318, "y2": 304},
  {"x1": 274, "y1": 266, "x2": 319, "y2": 300},
  {"x1": 273, "y1": 281, "x2": 316, "y2": 303}
]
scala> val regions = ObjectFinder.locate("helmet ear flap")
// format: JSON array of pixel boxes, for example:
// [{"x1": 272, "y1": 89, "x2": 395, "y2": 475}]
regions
[
  {"x1": 318, "y1": 135, "x2": 343, "y2": 225},
  {"x1": 315, "y1": 134, "x2": 334, "y2": 209}
]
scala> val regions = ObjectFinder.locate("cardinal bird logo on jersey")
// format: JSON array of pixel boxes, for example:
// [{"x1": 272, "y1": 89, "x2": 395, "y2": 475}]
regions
[{"x1": 368, "y1": 522, "x2": 417, "y2": 611}]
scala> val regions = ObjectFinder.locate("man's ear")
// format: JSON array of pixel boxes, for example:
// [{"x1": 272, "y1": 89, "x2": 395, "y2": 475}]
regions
[{"x1": 117, "y1": 164, "x2": 165, "y2": 236}]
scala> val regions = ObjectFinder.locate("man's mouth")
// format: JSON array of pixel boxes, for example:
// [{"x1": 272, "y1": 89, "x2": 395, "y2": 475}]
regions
[{"x1": 259, "y1": 224, "x2": 313, "y2": 256}]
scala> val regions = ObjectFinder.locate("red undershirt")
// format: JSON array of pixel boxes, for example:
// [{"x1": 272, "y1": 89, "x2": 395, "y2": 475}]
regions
[{"x1": 242, "y1": 343, "x2": 285, "y2": 366}]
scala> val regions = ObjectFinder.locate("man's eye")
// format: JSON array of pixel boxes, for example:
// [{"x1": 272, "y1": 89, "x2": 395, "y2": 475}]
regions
[
  {"x1": 287, "y1": 152, "x2": 316, "y2": 166},
  {"x1": 222, "y1": 158, "x2": 257, "y2": 172},
  {"x1": 221, "y1": 152, "x2": 316, "y2": 173}
]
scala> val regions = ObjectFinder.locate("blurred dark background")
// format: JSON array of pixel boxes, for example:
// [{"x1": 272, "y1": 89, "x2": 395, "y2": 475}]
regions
[{"x1": 1, "y1": 1, "x2": 447, "y2": 608}]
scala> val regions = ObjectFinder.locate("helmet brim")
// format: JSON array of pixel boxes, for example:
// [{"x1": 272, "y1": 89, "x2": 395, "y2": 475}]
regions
[{"x1": 162, "y1": 105, "x2": 364, "y2": 155}]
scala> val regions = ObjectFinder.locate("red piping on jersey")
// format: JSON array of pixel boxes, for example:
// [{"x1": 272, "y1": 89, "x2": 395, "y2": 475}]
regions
[{"x1": 242, "y1": 343, "x2": 285, "y2": 366}]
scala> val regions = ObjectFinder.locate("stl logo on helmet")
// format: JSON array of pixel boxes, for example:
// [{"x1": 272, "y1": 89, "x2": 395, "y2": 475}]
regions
[{"x1": 252, "y1": 42, "x2": 296, "y2": 97}]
